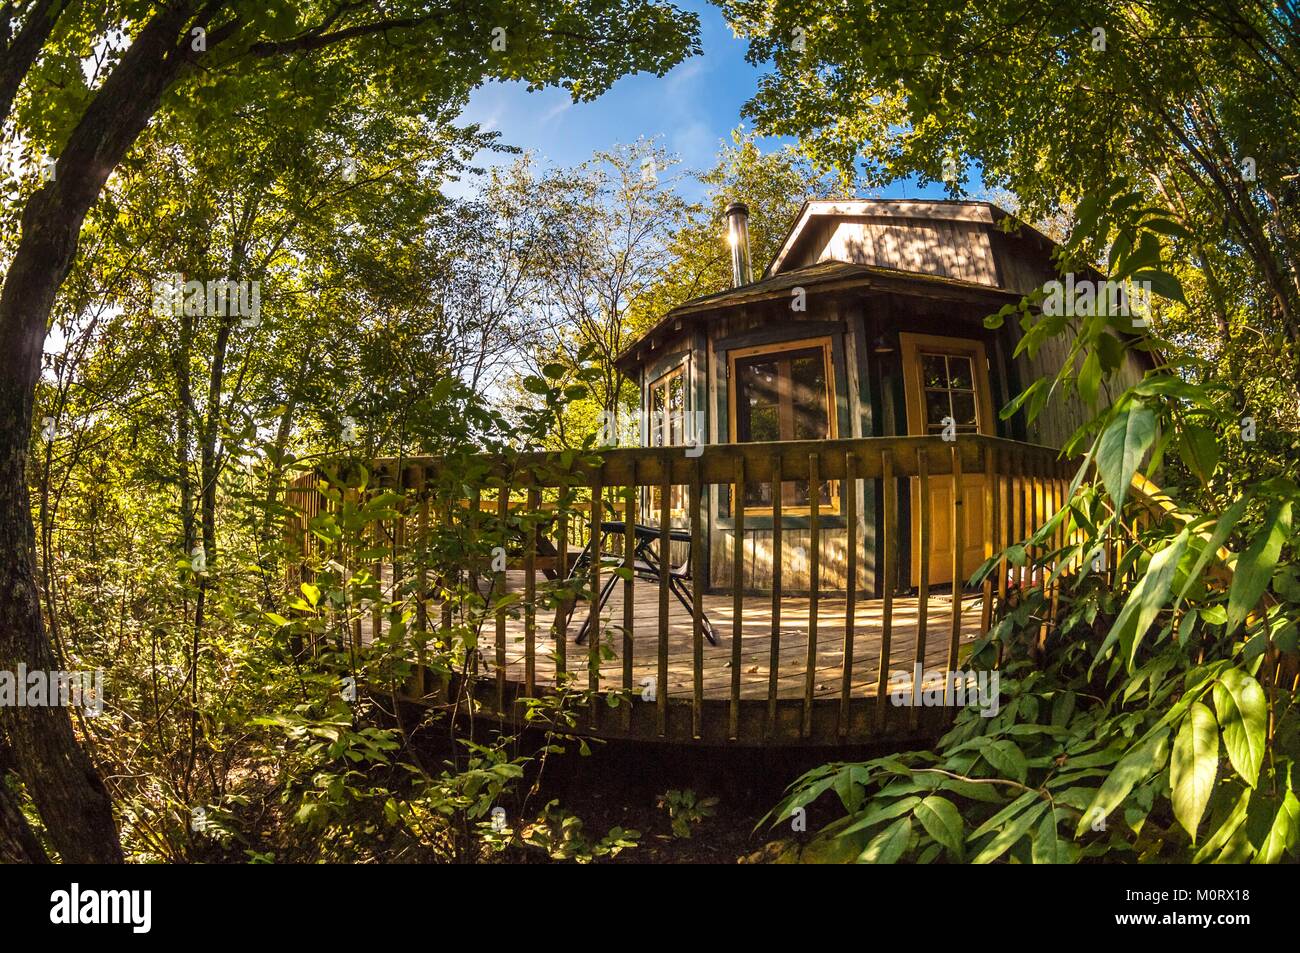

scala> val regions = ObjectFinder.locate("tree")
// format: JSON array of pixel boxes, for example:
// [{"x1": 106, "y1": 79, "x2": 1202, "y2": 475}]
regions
[
  {"x1": 502, "y1": 140, "x2": 692, "y2": 443},
  {"x1": 630, "y1": 127, "x2": 839, "y2": 324},
  {"x1": 0, "y1": 0, "x2": 699, "y2": 863}
]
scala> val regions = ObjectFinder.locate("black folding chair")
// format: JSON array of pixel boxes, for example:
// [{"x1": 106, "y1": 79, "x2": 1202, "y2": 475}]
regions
[{"x1": 566, "y1": 520, "x2": 719, "y2": 646}]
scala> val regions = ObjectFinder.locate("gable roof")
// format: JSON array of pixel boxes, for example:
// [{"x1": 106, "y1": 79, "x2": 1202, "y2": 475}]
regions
[{"x1": 763, "y1": 198, "x2": 1057, "y2": 279}]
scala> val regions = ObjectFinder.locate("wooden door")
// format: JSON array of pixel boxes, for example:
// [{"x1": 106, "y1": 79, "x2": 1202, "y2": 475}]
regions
[{"x1": 899, "y1": 333, "x2": 995, "y2": 588}]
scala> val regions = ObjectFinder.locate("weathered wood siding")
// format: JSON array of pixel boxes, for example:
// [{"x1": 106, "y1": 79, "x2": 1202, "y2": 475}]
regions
[{"x1": 783, "y1": 216, "x2": 1000, "y2": 287}]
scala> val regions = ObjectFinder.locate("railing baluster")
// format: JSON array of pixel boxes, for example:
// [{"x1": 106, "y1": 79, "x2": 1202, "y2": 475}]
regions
[
  {"x1": 372, "y1": 507, "x2": 384, "y2": 650},
  {"x1": 803, "y1": 452, "x2": 820, "y2": 739},
  {"x1": 658, "y1": 464, "x2": 671, "y2": 737},
  {"x1": 525, "y1": 486, "x2": 538, "y2": 697},
  {"x1": 981, "y1": 445, "x2": 997, "y2": 635},
  {"x1": 912, "y1": 446, "x2": 930, "y2": 731},
  {"x1": 1012, "y1": 448, "x2": 1025, "y2": 589},
  {"x1": 414, "y1": 468, "x2": 429, "y2": 697},
  {"x1": 874, "y1": 449, "x2": 896, "y2": 731},
  {"x1": 838, "y1": 450, "x2": 857, "y2": 740},
  {"x1": 495, "y1": 486, "x2": 509, "y2": 715},
  {"x1": 623, "y1": 481, "x2": 635, "y2": 733},
  {"x1": 690, "y1": 459, "x2": 705, "y2": 739},
  {"x1": 730, "y1": 456, "x2": 745, "y2": 741},
  {"x1": 998, "y1": 447, "x2": 1008, "y2": 624},
  {"x1": 947, "y1": 444, "x2": 964, "y2": 698},
  {"x1": 767, "y1": 454, "x2": 783, "y2": 738},
  {"x1": 587, "y1": 475, "x2": 601, "y2": 728},
  {"x1": 440, "y1": 497, "x2": 453, "y2": 634},
  {"x1": 554, "y1": 506, "x2": 567, "y2": 681}
]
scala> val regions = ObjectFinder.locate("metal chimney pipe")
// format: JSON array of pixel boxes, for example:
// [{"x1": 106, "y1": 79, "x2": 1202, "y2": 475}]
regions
[{"x1": 725, "y1": 201, "x2": 752, "y2": 287}]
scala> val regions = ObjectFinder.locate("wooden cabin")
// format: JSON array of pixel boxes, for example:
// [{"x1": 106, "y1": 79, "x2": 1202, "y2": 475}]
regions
[
  {"x1": 616, "y1": 199, "x2": 1148, "y2": 599},
  {"x1": 288, "y1": 199, "x2": 1159, "y2": 747}
]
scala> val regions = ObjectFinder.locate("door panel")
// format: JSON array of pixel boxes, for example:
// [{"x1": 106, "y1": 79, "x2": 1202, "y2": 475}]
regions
[{"x1": 899, "y1": 333, "x2": 995, "y2": 588}]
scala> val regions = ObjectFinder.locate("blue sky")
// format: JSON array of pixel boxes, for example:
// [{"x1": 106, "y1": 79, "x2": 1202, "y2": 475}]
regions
[{"x1": 453, "y1": 0, "x2": 953, "y2": 202}]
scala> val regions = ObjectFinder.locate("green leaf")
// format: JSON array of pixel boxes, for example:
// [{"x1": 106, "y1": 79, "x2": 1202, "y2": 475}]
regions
[
  {"x1": 839, "y1": 795, "x2": 921, "y2": 837},
  {"x1": 1078, "y1": 349, "x2": 1101, "y2": 406},
  {"x1": 1178, "y1": 423, "x2": 1220, "y2": 485},
  {"x1": 1031, "y1": 807, "x2": 1065, "y2": 864},
  {"x1": 972, "y1": 801, "x2": 1048, "y2": 864},
  {"x1": 1093, "y1": 528, "x2": 1189, "y2": 673},
  {"x1": 522, "y1": 376, "x2": 550, "y2": 396},
  {"x1": 857, "y1": 816, "x2": 912, "y2": 864},
  {"x1": 999, "y1": 377, "x2": 1046, "y2": 422},
  {"x1": 978, "y1": 738, "x2": 1028, "y2": 784},
  {"x1": 1131, "y1": 267, "x2": 1186, "y2": 305},
  {"x1": 1076, "y1": 731, "x2": 1169, "y2": 837},
  {"x1": 914, "y1": 795, "x2": 963, "y2": 857},
  {"x1": 1252, "y1": 785, "x2": 1300, "y2": 864},
  {"x1": 1095, "y1": 401, "x2": 1156, "y2": 510},
  {"x1": 1174, "y1": 498, "x2": 1249, "y2": 613},
  {"x1": 1226, "y1": 501, "x2": 1291, "y2": 634},
  {"x1": 1170, "y1": 702, "x2": 1218, "y2": 842},
  {"x1": 1214, "y1": 668, "x2": 1267, "y2": 787},
  {"x1": 1192, "y1": 786, "x2": 1251, "y2": 863},
  {"x1": 300, "y1": 582, "x2": 321, "y2": 607}
]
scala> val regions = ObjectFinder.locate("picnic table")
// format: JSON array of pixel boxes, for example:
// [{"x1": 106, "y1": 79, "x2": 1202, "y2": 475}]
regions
[{"x1": 566, "y1": 520, "x2": 719, "y2": 646}]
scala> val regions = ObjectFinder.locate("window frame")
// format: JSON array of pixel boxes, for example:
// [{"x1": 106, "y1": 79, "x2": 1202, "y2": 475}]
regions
[
  {"x1": 726, "y1": 335, "x2": 839, "y2": 516},
  {"x1": 646, "y1": 362, "x2": 689, "y2": 524},
  {"x1": 646, "y1": 363, "x2": 686, "y2": 448},
  {"x1": 898, "y1": 332, "x2": 995, "y2": 438}
]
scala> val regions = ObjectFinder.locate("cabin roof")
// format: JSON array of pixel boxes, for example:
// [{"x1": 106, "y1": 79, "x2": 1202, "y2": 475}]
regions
[{"x1": 615, "y1": 259, "x2": 1020, "y2": 372}]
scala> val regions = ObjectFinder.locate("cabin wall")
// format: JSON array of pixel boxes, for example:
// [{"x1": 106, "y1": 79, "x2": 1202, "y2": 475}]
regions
[{"x1": 987, "y1": 230, "x2": 1151, "y2": 448}]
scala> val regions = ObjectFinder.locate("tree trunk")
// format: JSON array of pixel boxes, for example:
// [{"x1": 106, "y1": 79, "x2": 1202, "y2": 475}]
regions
[{"x1": 0, "y1": 5, "x2": 198, "y2": 863}]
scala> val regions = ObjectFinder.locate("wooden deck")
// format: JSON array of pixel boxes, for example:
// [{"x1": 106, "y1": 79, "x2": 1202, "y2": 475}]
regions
[
  {"x1": 482, "y1": 571, "x2": 985, "y2": 701},
  {"x1": 289, "y1": 434, "x2": 1072, "y2": 746}
]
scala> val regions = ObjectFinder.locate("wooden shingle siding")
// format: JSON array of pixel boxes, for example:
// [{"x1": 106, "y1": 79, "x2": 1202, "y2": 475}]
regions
[{"x1": 796, "y1": 216, "x2": 1002, "y2": 287}]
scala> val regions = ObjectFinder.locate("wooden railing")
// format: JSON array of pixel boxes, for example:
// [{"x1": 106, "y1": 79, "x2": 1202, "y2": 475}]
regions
[{"x1": 284, "y1": 434, "x2": 1075, "y2": 745}]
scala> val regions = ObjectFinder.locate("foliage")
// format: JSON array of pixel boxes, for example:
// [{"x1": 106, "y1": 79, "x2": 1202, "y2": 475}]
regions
[
  {"x1": 657, "y1": 788, "x2": 719, "y2": 839},
  {"x1": 769, "y1": 181, "x2": 1299, "y2": 863}
]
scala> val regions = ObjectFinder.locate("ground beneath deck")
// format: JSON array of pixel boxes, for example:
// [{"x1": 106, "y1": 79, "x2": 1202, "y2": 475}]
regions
[{"x1": 482, "y1": 571, "x2": 987, "y2": 700}]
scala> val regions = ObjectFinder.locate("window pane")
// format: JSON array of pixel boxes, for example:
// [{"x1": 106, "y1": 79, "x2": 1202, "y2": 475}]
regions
[
  {"x1": 668, "y1": 373, "x2": 684, "y2": 444},
  {"x1": 921, "y1": 354, "x2": 948, "y2": 388},
  {"x1": 748, "y1": 405, "x2": 780, "y2": 442},
  {"x1": 947, "y1": 355, "x2": 974, "y2": 390},
  {"x1": 744, "y1": 481, "x2": 772, "y2": 507},
  {"x1": 735, "y1": 357, "x2": 779, "y2": 443},
  {"x1": 789, "y1": 351, "x2": 830, "y2": 440},
  {"x1": 650, "y1": 381, "x2": 666, "y2": 447},
  {"x1": 925, "y1": 390, "x2": 950, "y2": 428},
  {"x1": 951, "y1": 390, "x2": 977, "y2": 427}
]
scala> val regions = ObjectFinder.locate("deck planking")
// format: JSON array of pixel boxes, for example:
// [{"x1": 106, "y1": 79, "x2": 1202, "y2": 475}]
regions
[{"x1": 471, "y1": 570, "x2": 985, "y2": 701}]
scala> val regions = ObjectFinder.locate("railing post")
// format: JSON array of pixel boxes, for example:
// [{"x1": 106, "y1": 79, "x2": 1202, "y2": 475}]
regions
[
  {"x1": 729, "y1": 456, "x2": 745, "y2": 741},
  {"x1": 766, "y1": 453, "x2": 783, "y2": 739},
  {"x1": 838, "y1": 450, "x2": 857, "y2": 740},
  {"x1": 802, "y1": 452, "x2": 820, "y2": 739},
  {"x1": 874, "y1": 448, "x2": 896, "y2": 732}
]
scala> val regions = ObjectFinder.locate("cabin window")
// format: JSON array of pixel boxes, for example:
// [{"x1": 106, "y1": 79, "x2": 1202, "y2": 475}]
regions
[
  {"x1": 647, "y1": 365, "x2": 687, "y2": 521},
  {"x1": 647, "y1": 365, "x2": 686, "y2": 447},
  {"x1": 918, "y1": 352, "x2": 980, "y2": 435},
  {"x1": 727, "y1": 337, "x2": 837, "y2": 512}
]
